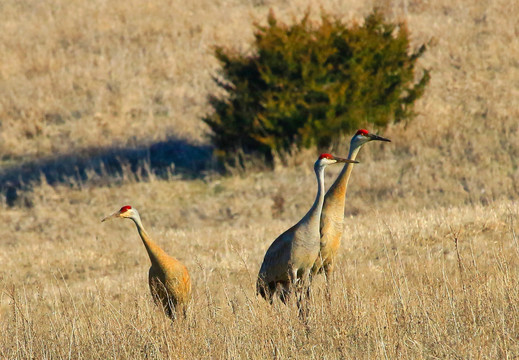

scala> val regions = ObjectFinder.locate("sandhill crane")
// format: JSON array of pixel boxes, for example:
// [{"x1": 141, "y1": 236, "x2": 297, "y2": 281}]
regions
[
  {"x1": 257, "y1": 154, "x2": 358, "y2": 303},
  {"x1": 102, "y1": 205, "x2": 191, "y2": 319},
  {"x1": 312, "y1": 129, "x2": 390, "y2": 281}
]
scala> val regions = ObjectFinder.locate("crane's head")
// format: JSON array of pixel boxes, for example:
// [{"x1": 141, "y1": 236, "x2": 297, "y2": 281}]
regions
[
  {"x1": 315, "y1": 153, "x2": 358, "y2": 169},
  {"x1": 351, "y1": 129, "x2": 391, "y2": 149},
  {"x1": 101, "y1": 205, "x2": 138, "y2": 222}
]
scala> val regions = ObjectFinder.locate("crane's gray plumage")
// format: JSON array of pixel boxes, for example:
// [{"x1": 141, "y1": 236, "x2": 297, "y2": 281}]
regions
[
  {"x1": 257, "y1": 154, "x2": 358, "y2": 302},
  {"x1": 312, "y1": 129, "x2": 390, "y2": 280}
]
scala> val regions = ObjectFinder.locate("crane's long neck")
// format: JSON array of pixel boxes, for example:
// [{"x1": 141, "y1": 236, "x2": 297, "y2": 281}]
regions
[
  {"x1": 131, "y1": 216, "x2": 168, "y2": 268},
  {"x1": 323, "y1": 144, "x2": 361, "y2": 213},
  {"x1": 300, "y1": 164, "x2": 326, "y2": 230}
]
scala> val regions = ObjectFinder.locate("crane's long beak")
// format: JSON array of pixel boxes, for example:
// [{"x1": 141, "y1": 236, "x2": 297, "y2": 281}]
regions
[
  {"x1": 101, "y1": 211, "x2": 120, "y2": 223},
  {"x1": 369, "y1": 134, "x2": 391, "y2": 142},
  {"x1": 334, "y1": 157, "x2": 359, "y2": 164}
]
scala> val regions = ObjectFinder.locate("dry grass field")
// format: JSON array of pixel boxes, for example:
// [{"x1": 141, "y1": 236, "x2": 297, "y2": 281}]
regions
[{"x1": 1, "y1": 0, "x2": 519, "y2": 358}]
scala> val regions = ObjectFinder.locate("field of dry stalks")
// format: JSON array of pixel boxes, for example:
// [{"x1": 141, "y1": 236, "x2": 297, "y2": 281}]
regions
[{"x1": 1, "y1": 0, "x2": 519, "y2": 358}]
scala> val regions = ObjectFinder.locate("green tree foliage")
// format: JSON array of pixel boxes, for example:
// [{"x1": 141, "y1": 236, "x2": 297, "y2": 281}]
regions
[{"x1": 204, "y1": 9, "x2": 430, "y2": 162}]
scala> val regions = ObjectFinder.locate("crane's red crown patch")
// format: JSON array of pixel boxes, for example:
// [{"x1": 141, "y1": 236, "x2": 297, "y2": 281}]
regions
[
  {"x1": 120, "y1": 205, "x2": 132, "y2": 213},
  {"x1": 319, "y1": 153, "x2": 334, "y2": 160},
  {"x1": 356, "y1": 129, "x2": 369, "y2": 136}
]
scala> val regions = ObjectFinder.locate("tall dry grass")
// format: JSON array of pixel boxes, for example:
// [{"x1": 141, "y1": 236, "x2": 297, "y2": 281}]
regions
[
  {"x1": 1, "y1": 0, "x2": 519, "y2": 358},
  {"x1": 1, "y1": 177, "x2": 519, "y2": 358}
]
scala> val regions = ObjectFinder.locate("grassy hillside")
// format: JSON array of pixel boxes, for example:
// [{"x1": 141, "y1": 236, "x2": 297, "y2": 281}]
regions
[{"x1": 1, "y1": 0, "x2": 519, "y2": 358}]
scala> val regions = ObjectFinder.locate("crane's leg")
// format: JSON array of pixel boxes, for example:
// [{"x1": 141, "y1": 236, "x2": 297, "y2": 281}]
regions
[
  {"x1": 305, "y1": 272, "x2": 313, "y2": 300},
  {"x1": 282, "y1": 267, "x2": 298, "y2": 305},
  {"x1": 164, "y1": 296, "x2": 176, "y2": 320},
  {"x1": 179, "y1": 303, "x2": 188, "y2": 320},
  {"x1": 263, "y1": 281, "x2": 279, "y2": 304},
  {"x1": 278, "y1": 282, "x2": 291, "y2": 304},
  {"x1": 323, "y1": 262, "x2": 334, "y2": 304},
  {"x1": 289, "y1": 268, "x2": 298, "y2": 285},
  {"x1": 301, "y1": 268, "x2": 312, "y2": 298},
  {"x1": 312, "y1": 251, "x2": 324, "y2": 278},
  {"x1": 290, "y1": 267, "x2": 299, "y2": 289},
  {"x1": 296, "y1": 269, "x2": 312, "y2": 320}
]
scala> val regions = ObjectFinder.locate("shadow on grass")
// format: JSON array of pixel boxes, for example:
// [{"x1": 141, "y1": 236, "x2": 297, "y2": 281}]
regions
[{"x1": 0, "y1": 138, "x2": 215, "y2": 207}]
